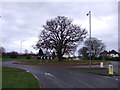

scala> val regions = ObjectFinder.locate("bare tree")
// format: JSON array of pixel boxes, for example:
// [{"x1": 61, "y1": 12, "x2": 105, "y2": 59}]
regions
[
  {"x1": 0, "y1": 47, "x2": 5, "y2": 53},
  {"x1": 0, "y1": 47, "x2": 5, "y2": 57},
  {"x1": 78, "y1": 47, "x2": 89, "y2": 59},
  {"x1": 79, "y1": 37, "x2": 106, "y2": 59},
  {"x1": 36, "y1": 16, "x2": 87, "y2": 61},
  {"x1": 24, "y1": 49, "x2": 28, "y2": 55}
]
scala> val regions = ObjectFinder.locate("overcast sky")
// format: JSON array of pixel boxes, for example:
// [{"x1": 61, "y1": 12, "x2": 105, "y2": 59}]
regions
[{"x1": 1, "y1": 1, "x2": 118, "y2": 55}]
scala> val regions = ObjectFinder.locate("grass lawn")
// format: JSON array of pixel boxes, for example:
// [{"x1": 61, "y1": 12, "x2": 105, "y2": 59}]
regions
[
  {"x1": 2, "y1": 66, "x2": 40, "y2": 88},
  {"x1": 69, "y1": 67, "x2": 119, "y2": 76}
]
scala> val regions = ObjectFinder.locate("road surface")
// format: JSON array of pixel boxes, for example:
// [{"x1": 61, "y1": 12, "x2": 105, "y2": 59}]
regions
[{"x1": 2, "y1": 61, "x2": 119, "y2": 88}]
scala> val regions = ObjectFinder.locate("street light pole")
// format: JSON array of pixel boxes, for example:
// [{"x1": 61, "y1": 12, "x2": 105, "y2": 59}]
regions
[
  {"x1": 87, "y1": 11, "x2": 92, "y2": 68},
  {"x1": 20, "y1": 40, "x2": 25, "y2": 55}
]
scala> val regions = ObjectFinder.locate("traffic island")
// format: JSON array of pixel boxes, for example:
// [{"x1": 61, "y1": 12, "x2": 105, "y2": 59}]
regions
[
  {"x1": 69, "y1": 67, "x2": 119, "y2": 76},
  {"x1": 13, "y1": 61, "x2": 104, "y2": 66}
]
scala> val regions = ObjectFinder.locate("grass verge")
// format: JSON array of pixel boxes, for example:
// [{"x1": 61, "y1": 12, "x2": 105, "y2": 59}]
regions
[
  {"x1": 1, "y1": 57, "x2": 35, "y2": 61},
  {"x1": 69, "y1": 67, "x2": 119, "y2": 76},
  {"x1": 18, "y1": 59, "x2": 109, "y2": 64},
  {"x1": 2, "y1": 66, "x2": 40, "y2": 88}
]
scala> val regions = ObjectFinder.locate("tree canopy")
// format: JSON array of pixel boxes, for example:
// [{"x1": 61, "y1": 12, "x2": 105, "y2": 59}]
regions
[{"x1": 36, "y1": 16, "x2": 87, "y2": 60}]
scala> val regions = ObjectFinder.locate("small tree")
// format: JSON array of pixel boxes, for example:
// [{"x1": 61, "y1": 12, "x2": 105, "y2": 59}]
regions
[
  {"x1": 0, "y1": 47, "x2": 5, "y2": 53},
  {"x1": 38, "y1": 48, "x2": 44, "y2": 56},
  {"x1": 24, "y1": 49, "x2": 28, "y2": 55},
  {"x1": 78, "y1": 47, "x2": 89, "y2": 60},
  {"x1": 36, "y1": 16, "x2": 87, "y2": 61}
]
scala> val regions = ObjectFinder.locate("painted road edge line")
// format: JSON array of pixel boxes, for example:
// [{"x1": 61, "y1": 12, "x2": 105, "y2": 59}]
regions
[{"x1": 26, "y1": 70, "x2": 42, "y2": 88}]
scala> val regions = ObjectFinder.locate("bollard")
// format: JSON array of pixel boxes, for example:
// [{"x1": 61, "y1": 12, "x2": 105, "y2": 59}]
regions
[
  {"x1": 100, "y1": 62, "x2": 103, "y2": 68},
  {"x1": 108, "y1": 65, "x2": 113, "y2": 75}
]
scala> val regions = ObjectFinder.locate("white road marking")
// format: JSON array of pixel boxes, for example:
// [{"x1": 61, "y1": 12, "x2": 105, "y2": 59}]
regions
[
  {"x1": 69, "y1": 71, "x2": 95, "y2": 88},
  {"x1": 26, "y1": 70, "x2": 42, "y2": 88},
  {"x1": 76, "y1": 78, "x2": 95, "y2": 88},
  {"x1": 103, "y1": 76, "x2": 119, "y2": 81},
  {"x1": 26, "y1": 71, "x2": 29, "y2": 72},
  {"x1": 45, "y1": 72, "x2": 54, "y2": 77}
]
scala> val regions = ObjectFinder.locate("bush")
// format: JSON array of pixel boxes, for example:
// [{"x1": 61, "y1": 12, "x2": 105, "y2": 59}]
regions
[
  {"x1": 37, "y1": 56, "x2": 41, "y2": 59},
  {"x1": 26, "y1": 56, "x2": 31, "y2": 59},
  {"x1": 9, "y1": 51, "x2": 18, "y2": 58}
]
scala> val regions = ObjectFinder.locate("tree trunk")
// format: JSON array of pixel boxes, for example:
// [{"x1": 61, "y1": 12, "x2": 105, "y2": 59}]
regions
[{"x1": 57, "y1": 50, "x2": 63, "y2": 61}]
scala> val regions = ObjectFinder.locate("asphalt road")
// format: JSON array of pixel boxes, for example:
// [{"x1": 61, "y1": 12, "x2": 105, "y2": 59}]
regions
[{"x1": 2, "y1": 61, "x2": 119, "y2": 88}]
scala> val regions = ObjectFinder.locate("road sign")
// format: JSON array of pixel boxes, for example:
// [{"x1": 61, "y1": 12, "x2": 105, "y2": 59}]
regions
[
  {"x1": 87, "y1": 50, "x2": 95, "y2": 54},
  {"x1": 109, "y1": 65, "x2": 113, "y2": 74}
]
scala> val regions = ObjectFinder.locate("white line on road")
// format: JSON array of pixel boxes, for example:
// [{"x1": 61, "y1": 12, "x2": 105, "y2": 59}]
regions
[
  {"x1": 69, "y1": 72, "x2": 95, "y2": 88},
  {"x1": 26, "y1": 70, "x2": 42, "y2": 88},
  {"x1": 26, "y1": 70, "x2": 29, "y2": 72},
  {"x1": 45, "y1": 72, "x2": 54, "y2": 77},
  {"x1": 103, "y1": 76, "x2": 119, "y2": 81}
]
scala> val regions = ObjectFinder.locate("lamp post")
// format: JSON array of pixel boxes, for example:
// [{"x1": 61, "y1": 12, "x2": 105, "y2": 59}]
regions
[
  {"x1": 87, "y1": 11, "x2": 92, "y2": 68},
  {"x1": 20, "y1": 40, "x2": 25, "y2": 55}
]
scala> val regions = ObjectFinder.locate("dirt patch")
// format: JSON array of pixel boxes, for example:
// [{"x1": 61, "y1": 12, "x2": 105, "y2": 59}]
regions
[{"x1": 13, "y1": 62, "x2": 104, "y2": 66}]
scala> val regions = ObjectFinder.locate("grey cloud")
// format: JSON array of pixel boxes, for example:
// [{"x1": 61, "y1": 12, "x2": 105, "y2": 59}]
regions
[{"x1": 1, "y1": 2, "x2": 118, "y2": 53}]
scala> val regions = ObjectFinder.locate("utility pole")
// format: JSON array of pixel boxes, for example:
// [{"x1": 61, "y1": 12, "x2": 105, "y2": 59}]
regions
[
  {"x1": 87, "y1": 11, "x2": 92, "y2": 68},
  {"x1": 20, "y1": 40, "x2": 25, "y2": 55}
]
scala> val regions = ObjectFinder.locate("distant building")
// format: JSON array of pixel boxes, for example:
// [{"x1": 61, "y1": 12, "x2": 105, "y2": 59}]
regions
[
  {"x1": 100, "y1": 50, "x2": 120, "y2": 58},
  {"x1": 108, "y1": 50, "x2": 119, "y2": 57}
]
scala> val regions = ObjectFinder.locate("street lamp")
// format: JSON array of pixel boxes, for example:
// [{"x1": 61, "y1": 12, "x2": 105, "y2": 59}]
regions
[
  {"x1": 20, "y1": 40, "x2": 25, "y2": 55},
  {"x1": 87, "y1": 11, "x2": 92, "y2": 68}
]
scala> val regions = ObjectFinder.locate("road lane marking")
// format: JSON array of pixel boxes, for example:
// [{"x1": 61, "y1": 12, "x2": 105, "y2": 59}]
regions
[
  {"x1": 75, "y1": 78, "x2": 95, "y2": 88},
  {"x1": 103, "y1": 76, "x2": 119, "y2": 81},
  {"x1": 45, "y1": 72, "x2": 54, "y2": 77},
  {"x1": 26, "y1": 71, "x2": 29, "y2": 72},
  {"x1": 26, "y1": 70, "x2": 42, "y2": 88},
  {"x1": 69, "y1": 72, "x2": 95, "y2": 88}
]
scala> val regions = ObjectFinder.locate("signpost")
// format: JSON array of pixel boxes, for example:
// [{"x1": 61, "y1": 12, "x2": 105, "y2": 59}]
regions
[
  {"x1": 109, "y1": 65, "x2": 113, "y2": 75},
  {"x1": 87, "y1": 50, "x2": 95, "y2": 68}
]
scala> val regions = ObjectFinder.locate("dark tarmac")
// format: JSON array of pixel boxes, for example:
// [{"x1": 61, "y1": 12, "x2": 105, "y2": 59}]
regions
[{"x1": 2, "y1": 61, "x2": 119, "y2": 88}]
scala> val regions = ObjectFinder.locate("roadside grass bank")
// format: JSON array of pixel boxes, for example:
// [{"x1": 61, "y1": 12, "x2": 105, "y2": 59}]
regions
[
  {"x1": 1, "y1": 57, "x2": 113, "y2": 66},
  {"x1": 1, "y1": 57, "x2": 35, "y2": 61},
  {"x1": 13, "y1": 59, "x2": 111, "y2": 66},
  {"x1": 69, "y1": 67, "x2": 119, "y2": 76},
  {"x1": 2, "y1": 66, "x2": 40, "y2": 88},
  {"x1": 15, "y1": 59, "x2": 110, "y2": 64},
  {"x1": 2, "y1": 57, "x2": 111, "y2": 62}
]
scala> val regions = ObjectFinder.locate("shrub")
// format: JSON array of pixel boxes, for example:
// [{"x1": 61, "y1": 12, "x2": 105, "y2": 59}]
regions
[{"x1": 9, "y1": 51, "x2": 18, "y2": 58}]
